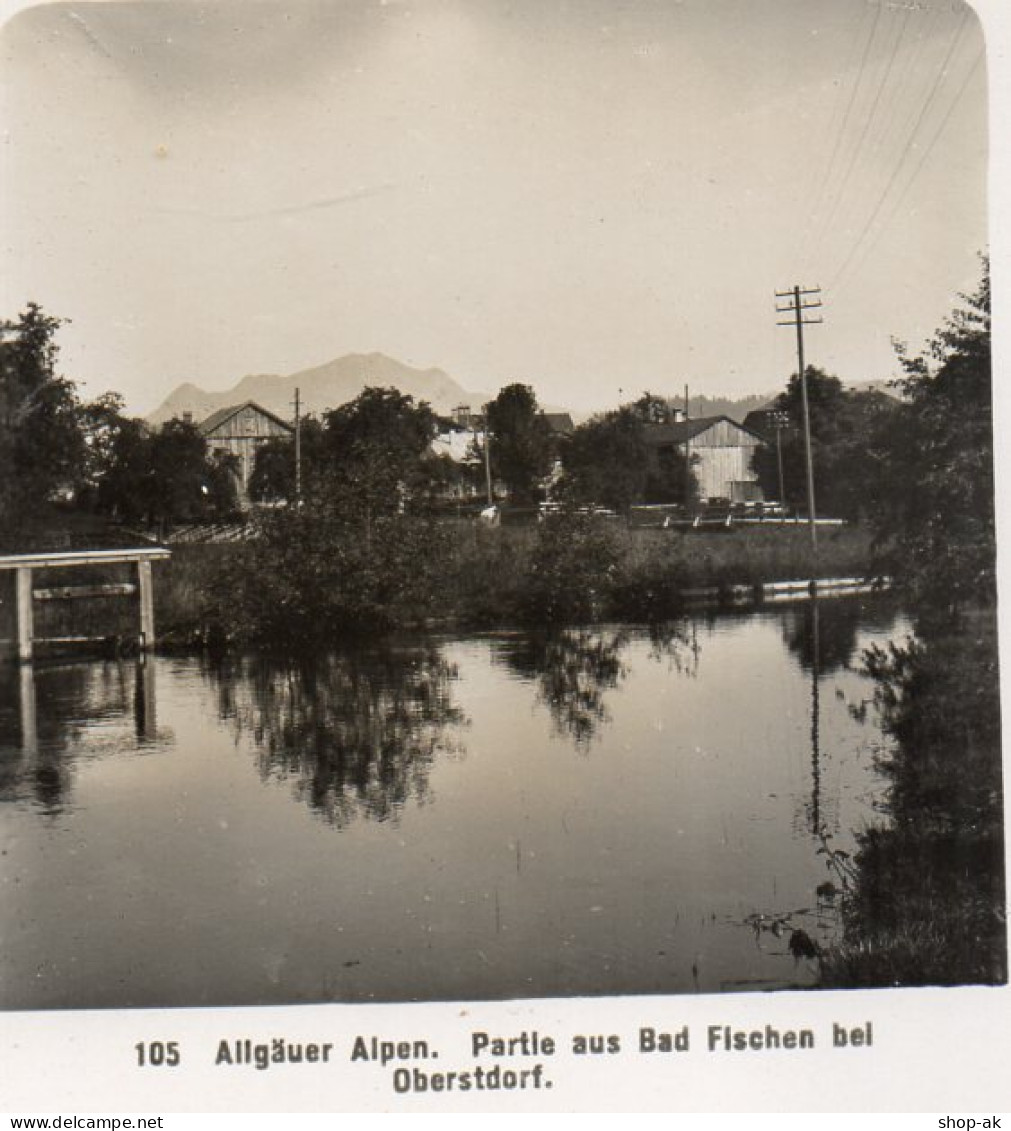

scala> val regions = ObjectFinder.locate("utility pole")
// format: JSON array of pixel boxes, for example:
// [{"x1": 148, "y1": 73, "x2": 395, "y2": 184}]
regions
[
  {"x1": 771, "y1": 408, "x2": 789, "y2": 507},
  {"x1": 683, "y1": 383, "x2": 691, "y2": 508},
  {"x1": 776, "y1": 285, "x2": 822, "y2": 554},
  {"x1": 293, "y1": 387, "x2": 302, "y2": 509},
  {"x1": 479, "y1": 408, "x2": 494, "y2": 506}
]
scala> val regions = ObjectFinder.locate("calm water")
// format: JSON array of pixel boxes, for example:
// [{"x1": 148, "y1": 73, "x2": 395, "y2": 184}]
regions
[{"x1": 0, "y1": 599, "x2": 905, "y2": 1009}]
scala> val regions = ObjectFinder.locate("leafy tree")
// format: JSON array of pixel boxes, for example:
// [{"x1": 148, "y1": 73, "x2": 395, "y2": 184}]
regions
[
  {"x1": 485, "y1": 383, "x2": 554, "y2": 503},
  {"x1": 562, "y1": 406, "x2": 649, "y2": 513},
  {"x1": 320, "y1": 386, "x2": 438, "y2": 516},
  {"x1": 752, "y1": 367, "x2": 897, "y2": 519},
  {"x1": 562, "y1": 400, "x2": 697, "y2": 512},
  {"x1": 869, "y1": 258, "x2": 993, "y2": 609},
  {"x1": 249, "y1": 417, "x2": 326, "y2": 505},
  {"x1": 0, "y1": 304, "x2": 85, "y2": 526},
  {"x1": 131, "y1": 417, "x2": 239, "y2": 531},
  {"x1": 91, "y1": 414, "x2": 154, "y2": 523}
]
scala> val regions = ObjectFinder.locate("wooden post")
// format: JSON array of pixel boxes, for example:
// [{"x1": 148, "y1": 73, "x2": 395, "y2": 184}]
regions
[
  {"x1": 137, "y1": 560, "x2": 155, "y2": 652},
  {"x1": 134, "y1": 656, "x2": 157, "y2": 741},
  {"x1": 16, "y1": 567, "x2": 33, "y2": 663}
]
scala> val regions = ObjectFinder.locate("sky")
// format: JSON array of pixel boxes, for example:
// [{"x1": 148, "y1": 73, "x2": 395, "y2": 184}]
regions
[{"x1": 0, "y1": 0, "x2": 994, "y2": 416}]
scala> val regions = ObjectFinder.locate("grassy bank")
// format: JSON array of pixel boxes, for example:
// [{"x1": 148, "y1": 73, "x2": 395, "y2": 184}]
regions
[{"x1": 152, "y1": 517, "x2": 876, "y2": 646}]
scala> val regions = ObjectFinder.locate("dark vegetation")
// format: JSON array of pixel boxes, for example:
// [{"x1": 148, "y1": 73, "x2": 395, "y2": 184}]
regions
[{"x1": 813, "y1": 261, "x2": 1005, "y2": 989}]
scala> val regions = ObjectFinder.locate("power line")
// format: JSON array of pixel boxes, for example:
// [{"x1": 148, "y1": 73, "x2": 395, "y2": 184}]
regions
[
  {"x1": 818, "y1": 10, "x2": 969, "y2": 291},
  {"x1": 815, "y1": 5, "x2": 911, "y2": 251},
  {"x1": 802, "y1": 4, "x2": 952, "y2": 281},
  {"x1": 830, "y1": 45, "x2": 984, "y2": 296},
  {"x1": 794, "y1": 2, "x2": 879, "y2": 264},
  {"x1": 804, "y1": 1, "x2": 885, "y2": 261}
]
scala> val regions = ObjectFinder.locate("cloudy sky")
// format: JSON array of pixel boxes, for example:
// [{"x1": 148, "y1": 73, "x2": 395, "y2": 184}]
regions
[{"x1": 0, "y1": 0, "x2": 993, "y2": 415}]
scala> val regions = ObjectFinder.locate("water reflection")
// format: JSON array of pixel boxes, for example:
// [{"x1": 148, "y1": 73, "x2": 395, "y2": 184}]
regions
[
  {"x1": 0, "y1": 659, "x2": 164, "y2": 814},
  {"x1": 782, "y1": 597, "x2": 861, "y2": 674},
  {"x1": 205, "y1": 646, "x2": 467, "y2": 826},
  {"x1": 2, "y1": 604, "x2": 913, "y2": 1009},
  {"x1": 495, "y1": 628, "x2": 628, "y2": 748},
  {"x1": 493, "y1": 621, "x2": 698, "y2": 749}
]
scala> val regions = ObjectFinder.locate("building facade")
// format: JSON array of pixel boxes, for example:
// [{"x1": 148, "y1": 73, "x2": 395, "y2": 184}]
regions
[
  {"x1": 199, "y1": 401, "x2": 293, "y2": 504},
  {"x1": 644, "y1": 415, "x2": 764, "y2": 503}
]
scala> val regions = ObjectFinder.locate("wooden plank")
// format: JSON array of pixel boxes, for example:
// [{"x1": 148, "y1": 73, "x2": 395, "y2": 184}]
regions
[
  {"x1": 0, "y1": 547, "x2": 170, "y2": 571},
  {"x1": 34, "y1": 635, "x2": 121, "y2": 645},
  {"x1": 33, "y1": 583, "x2": 138, "y2": 601},
  {"x1": 16, "y1": 567, "x2": 33, "y2": 663}
]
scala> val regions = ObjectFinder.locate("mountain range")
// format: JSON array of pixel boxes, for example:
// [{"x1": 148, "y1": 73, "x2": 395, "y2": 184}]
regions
[
  {"x1": 147, "y1": 353, "x2": 491, "y2": 426},
  {"x1": 148, "y1": 351, "x2": 889, "y2": 429}
]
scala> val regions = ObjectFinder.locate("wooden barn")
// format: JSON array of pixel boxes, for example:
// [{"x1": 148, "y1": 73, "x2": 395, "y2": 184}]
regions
[
  {"x1": 644, "y1": 415, "x2": 765, "y2": 503},
  {"x1": 199, "y1": 401, "x2": 293, "y2": 503}
]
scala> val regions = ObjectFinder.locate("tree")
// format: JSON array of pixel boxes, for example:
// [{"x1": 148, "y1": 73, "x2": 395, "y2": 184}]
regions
[
  {"x1": 751, "y1": 366, "x2": 897, "y2": 520},
  {"x1": 485, "y1": 383, "x2": 554, "y2": 503},
  {"x1": 868, "y1": 258, "x2": 993, "y2": 609},
  {"x1": 0, "y1": 304, "x2": 85, "y2": 526},
  {"x1": 134, "y1": 417, "x2": 239, "y2": 530},
  {"x1": 249, "y1": 417, "x2": 325, "y2": 505},
  {"x1": 562, "y1": 407, "x2": 649, "y2": 513},
  {"x1": 319, "y1": 387, "x2": 439, "y2": 522}
]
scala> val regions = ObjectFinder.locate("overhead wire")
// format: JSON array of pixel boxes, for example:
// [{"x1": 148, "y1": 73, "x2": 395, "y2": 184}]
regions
[
  {"x1": 823, "y1": 10, "x2": 970, "y2": 292},
  {"x1": 829, "y1": 44, "x2": 984, "y2": 296},
  {"x1": 800, "y1": 3, "x2": 946, "y2": 282},
  {"x1": 793, "y1": 1, "x2": 879, "y2": 269},
  {"x1": 812, "y1": 5, "x2": 911, "y2": 262}
]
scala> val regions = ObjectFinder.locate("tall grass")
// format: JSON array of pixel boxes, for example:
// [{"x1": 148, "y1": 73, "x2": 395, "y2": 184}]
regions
[{"x1": 152, "y1": 518, "x2": 876, "y2": 644}]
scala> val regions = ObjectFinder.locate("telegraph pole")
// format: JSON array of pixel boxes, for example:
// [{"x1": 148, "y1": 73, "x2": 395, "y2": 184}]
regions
[
  {"x1": 293, "y1": 387, "x2": 302, "y2": 509},
  {"x1": 771, "y1": 408, "x2": 789, "y2": 507},
  {"x1": 482, "y1": 418, "x2": 494, "y2": 506},
  {"x1": 776, "y1": 285, "x2": 822, "y2": 554}
]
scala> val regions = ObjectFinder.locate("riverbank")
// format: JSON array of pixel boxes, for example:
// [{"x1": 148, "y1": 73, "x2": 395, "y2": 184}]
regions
[
  {"x1": 152, "y1": 517, "x2": 876, "y2": 647},
  {"x1": 819, "y1": 609, "x2": 1005, "y2": 989}
]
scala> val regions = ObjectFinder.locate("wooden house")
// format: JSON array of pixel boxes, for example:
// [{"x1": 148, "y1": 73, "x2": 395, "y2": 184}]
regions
[
  {"x1": 643, "y1": 415, "x2": 765, "y2": 503},
  {"x1": 199, "y1": 401, "x2": 293, "y2": 503}
]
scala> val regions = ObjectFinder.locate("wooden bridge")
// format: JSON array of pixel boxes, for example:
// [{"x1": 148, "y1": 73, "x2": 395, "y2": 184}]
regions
[{"x1": 0, "y1": 546, "x2": 171, "y2": 662}]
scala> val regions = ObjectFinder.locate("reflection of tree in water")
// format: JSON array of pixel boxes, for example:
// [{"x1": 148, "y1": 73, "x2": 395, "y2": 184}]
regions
[
  {"x1": 647, "y1": 619, "x2": 701, "y2": 678},
  {"x1": 208, "y1": 646, "x2": 466, "y2": 826},
  {"x1": 782, "y1": 595, "x2": 900, "y2": 675},
  {"x1": 497, "y1": 621, "x2": 699, "y2": 750},
  {"x1": 781, "y1": 599, "x2": 862, "y2": 675}
]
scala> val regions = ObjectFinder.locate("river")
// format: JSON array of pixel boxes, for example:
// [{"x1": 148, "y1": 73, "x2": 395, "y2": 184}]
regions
[{"x1": 0, "y1": 597, "x2": 906, "y2": 1009}]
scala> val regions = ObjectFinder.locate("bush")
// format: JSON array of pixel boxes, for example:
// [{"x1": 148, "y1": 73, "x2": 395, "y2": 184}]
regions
[{"x1": 520, "y1": 511, "x2": 621, "y2": 623}]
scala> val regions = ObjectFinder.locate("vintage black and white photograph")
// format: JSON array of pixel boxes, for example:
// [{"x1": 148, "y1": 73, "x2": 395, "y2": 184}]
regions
[{"x1": 0, "y1": 0, "x2": 1003, "y2": 1028}]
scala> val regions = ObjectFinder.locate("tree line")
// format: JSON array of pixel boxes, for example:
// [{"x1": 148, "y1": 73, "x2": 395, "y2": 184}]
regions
[
  {"x1": 1, "y1": 256, "x2": 993, "y2": 609},
  {"x1": 0, "y1": 304, "x2": 239, "y2": 540}
]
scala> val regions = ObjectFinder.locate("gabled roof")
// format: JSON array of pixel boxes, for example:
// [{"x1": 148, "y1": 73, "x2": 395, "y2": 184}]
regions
[
  {"x1": 643, "y1": 414, "x2": 765, "y2": 445},
  {"x1": 542, "y1": 412, "x2": 575, "y2": 436},
  {"x1": 199, "y1": 401, "x2": 293, "y2": 436}
]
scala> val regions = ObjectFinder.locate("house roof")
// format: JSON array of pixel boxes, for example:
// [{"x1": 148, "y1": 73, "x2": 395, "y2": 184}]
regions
[
  {"x1": 643, "y1": 414, "x2": 765, "y2": 445},
  {"x1": 199, "y1": 401, "x2": 293, "y2": 436},
  {"x1": 542, "y1": 412, "x2": 575, "y2": 436},
  {"x1": 741, "y1": 407, "x2": 790, "y2": 441}
]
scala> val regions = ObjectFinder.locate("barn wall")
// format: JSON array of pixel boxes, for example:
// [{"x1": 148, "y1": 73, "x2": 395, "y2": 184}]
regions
[
  {"x1": 205, "y1": 408, "x2": 292, "y2": 500},
  {"x1": 689, "y1": 423, "x2": 762, "y2": 501}
]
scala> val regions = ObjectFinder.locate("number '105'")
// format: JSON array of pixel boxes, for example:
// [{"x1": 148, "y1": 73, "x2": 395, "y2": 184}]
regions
[{"x1": 135, "y1": 1041, "x2": 180, "y2": 1066}]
